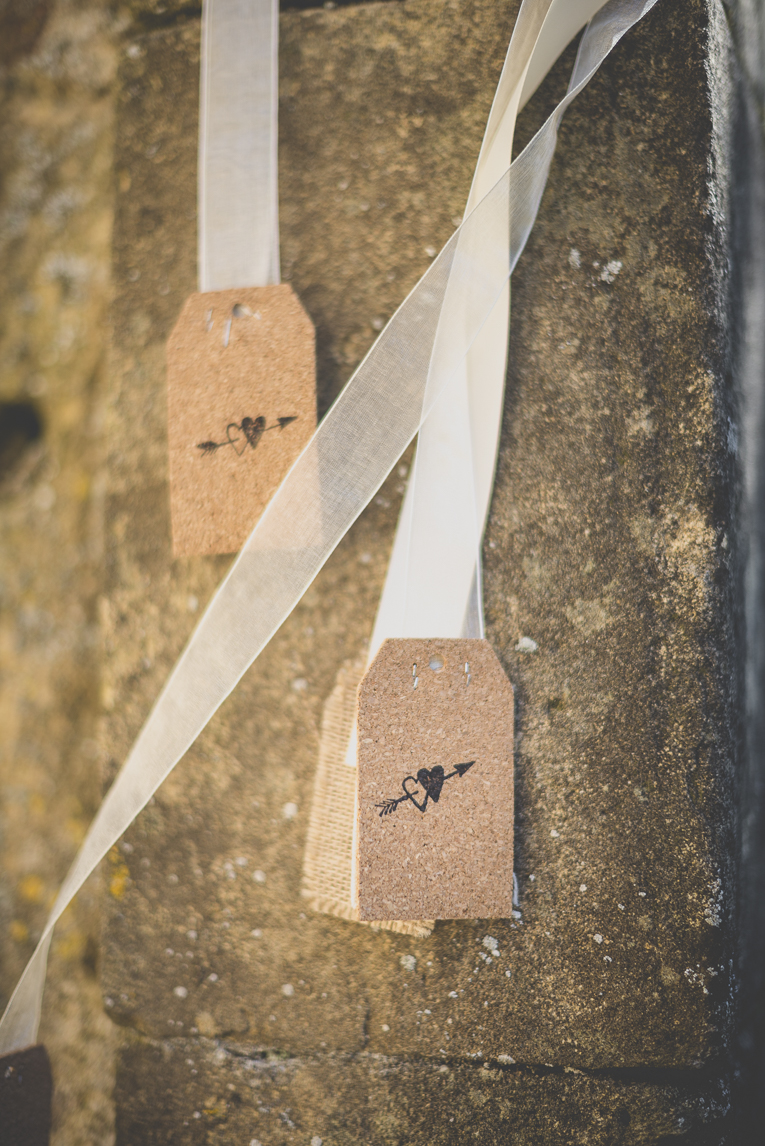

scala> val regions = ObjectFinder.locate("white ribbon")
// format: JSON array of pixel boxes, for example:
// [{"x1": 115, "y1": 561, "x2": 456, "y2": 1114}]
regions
[
  {"x1": 369, "y1": 0, "x2": 612, "y2": 656},
  {"x1": 346, "y1": 0, "x2": 619, "y2": 901},
  {"x1": 199, "y1": 0, "x2": 280, "y2": 289},
  {"x1": 0, "y1": 0, "x2": 660, "y2": 1054}
]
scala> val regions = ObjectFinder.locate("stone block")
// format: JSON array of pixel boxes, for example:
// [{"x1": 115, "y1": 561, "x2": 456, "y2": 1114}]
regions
[
  {"x1": 101, "y1": 0, "x2": 739, "y2": 1139},
  {"x1": 115, "y1": 1035, "x2": 731, "y2": 1146}
]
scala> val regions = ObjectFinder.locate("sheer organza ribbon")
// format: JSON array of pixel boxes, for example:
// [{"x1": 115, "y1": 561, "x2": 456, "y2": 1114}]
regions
[
  {"x1": 370, "y1": 0, "x2": 618, "y2": 654},
  {"x1": 0, "y1": 0, "x2": 659, "y2": 1053}
]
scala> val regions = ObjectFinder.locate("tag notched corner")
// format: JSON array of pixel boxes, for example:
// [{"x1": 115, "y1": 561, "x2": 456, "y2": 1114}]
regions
[
  {"x1": 356, "y1": 638, "x2": 514, "y2": 922},
  {"x1": 166, "y1": 283, "x2": 316, "y2": 557}
]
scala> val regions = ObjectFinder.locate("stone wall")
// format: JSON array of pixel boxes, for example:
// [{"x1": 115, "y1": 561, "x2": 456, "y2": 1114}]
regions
[
  {"x1": 101, "y1": 0, "x2": 745, "y2": 1142},
  {"x1": 1, "y1": 0, "x2": 763, "y2": 1142},
  {"x1": 0, "y1": 2, "x2": 119, "y2": 1143}
]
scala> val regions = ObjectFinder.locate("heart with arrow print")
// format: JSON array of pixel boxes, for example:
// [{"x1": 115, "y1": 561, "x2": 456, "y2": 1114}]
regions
[{"x1": 377, "y1": 761, "x2": 475, "y2": 817}]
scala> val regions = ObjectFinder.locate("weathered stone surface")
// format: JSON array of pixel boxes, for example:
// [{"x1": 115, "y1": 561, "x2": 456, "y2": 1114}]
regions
[
  {"x1": 117, "y1": 0, "x2": 399, "y2": 35},
  {"x1": 101, "y1": 0, "x2": 738, "y2": 1140},
  {"x1": 485, "y1": 0, "x2": 739, "y2": 1068},
  {"x1": 0, "y1": 2, "x2": 119, "y2": 1143},
  {"x1": 118, "y1": 0, "x2": 198, "y2": 25},
  {"x1": 115, "y1": 1034, "x2": 731, "y2": 1146}
]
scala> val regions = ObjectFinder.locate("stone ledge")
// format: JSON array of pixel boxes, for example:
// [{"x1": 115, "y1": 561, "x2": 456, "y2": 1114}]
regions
[
  {"x1": 102, "y1": 1, "x2": 739, "y2": 1136},
  {"x1": 115, "y1": 1036, "x2": 731, "y2": 1146}
]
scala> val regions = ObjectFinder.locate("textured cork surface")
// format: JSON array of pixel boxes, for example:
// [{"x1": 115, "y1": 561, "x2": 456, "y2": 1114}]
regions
[
  {"x1": 357, "y1": 639, "x2": 514, "y2": 921},
  {"x1": 166, "y1": 284, "x2": 315, "y2": 556},
  {"x1": 301, "y1": 656, "x2": 434, "y2": 936}
]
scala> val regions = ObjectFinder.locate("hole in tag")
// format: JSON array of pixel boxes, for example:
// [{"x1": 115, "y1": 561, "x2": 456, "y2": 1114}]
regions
[
  {"x1": 232, "y1": 303, "x2": 253, "y2": 318},
  {"x1": 429, "y1": 655, "x2": 444, "y2": 672}
]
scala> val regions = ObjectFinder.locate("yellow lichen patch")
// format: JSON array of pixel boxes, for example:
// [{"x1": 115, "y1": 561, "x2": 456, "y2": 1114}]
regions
[
  {"x1": 18, "y1": 873, "x2": 45, "y2": 904},
  {"x1": 195, "y1": 1011, "x2": 216, "y2": 1038},
  {"x1": 55, "y1": 929, "x2": 86, "y2": 963},
  {"x1": 203, "y1": 1105, "x2": 226, "y2": 1120},
  {"x1": 72, "y1": 471, "x2": 91, "y2": 501},
  {"x1": 10, "y1": 920, "x2": 29, "y2": 944},
  {"x1": 109, "y1": 863, "x2": 131, "y2": 899}
]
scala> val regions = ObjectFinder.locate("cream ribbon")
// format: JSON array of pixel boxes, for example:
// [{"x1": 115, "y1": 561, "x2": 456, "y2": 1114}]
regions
[
  {"x1": 348, "y1": 0, "x2": 620, "y2": 900},
  {"x1": 370, "y1": 0, "x2": 613, "y2": 655},
  {"x1": 198, "y1": 0, "x2": 280, "y2": 289},
  {"x1": 0, "y1": 0, "x2": 660, "y2": 1054}
]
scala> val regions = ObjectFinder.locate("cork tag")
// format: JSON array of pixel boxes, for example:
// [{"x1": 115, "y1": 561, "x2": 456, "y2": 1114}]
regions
[
  {"x1": 356, "y1": 639, "x2": 514, "y2": 921},
  {"x1": 166, "y1": 284, "x2": 316, "y2": 556}
]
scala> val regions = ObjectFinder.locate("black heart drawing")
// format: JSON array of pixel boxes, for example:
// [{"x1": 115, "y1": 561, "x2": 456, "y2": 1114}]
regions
[
  {"x1": 416, "y1": 765, "x2": 445, "y2": 803},
  {"x1": 239, "y1": 415, "x2": 267, "y2": 449},
  {"x1": 400, "y1": 766, "x2": 446, "y2": 812}
]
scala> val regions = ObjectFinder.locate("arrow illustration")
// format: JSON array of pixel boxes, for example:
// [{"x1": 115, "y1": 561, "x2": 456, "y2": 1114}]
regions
[
  {"x1": 375, "y1": 761, "x2": 475, "y2": 817},
  {"x1": 197, "y1": 415, "x2": 298, "y2": 456}
]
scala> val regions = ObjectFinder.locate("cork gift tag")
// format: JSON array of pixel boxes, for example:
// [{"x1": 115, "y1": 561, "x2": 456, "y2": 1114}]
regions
[
  {"x1": 356, "y1": 639, "x2": 514, "y2": 921},
  {"x1": 166, "y1": 284, "x2": 316, "y2": 556}
]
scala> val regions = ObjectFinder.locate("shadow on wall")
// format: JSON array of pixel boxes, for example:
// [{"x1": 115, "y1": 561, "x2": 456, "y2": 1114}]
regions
[
  {"x1": 0, "y1": 0, "x2": 52, "y2": 66},
  {"x1": 0, "y1": 403, "x2": 44, "y2": 489}
]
